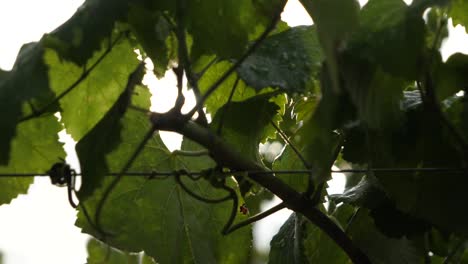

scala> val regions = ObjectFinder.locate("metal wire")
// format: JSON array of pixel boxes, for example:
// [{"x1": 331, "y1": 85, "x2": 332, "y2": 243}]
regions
[{"x1": 0, "y1": 167, "x2": 465, "y2": 177}]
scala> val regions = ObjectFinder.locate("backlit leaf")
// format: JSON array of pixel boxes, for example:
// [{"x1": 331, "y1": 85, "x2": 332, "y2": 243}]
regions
[
  {"x1": 0, "y1": 42, "x2": 58, "y2": 164},
  {"x1": 0, "y1": 115, "x2": 65, "y2": 205},
  {"x1": 76, "y1": 88, "x2": 250, "y2": 263},
  {"x1": 450, "y1": 0, "x2": 468, "y2": 32},
  {"x1": 86, "y1": 238, "x2": 140, "y2": 264},
  {"x1": 45, "y1": 37, "x2": 139, "y2": 141},
  {"x1": 299, "y1": 0, "x2": 360, "y2": 92},
  {"x1": 237, "y1": 26, "x2": 323, "y2": 93}
]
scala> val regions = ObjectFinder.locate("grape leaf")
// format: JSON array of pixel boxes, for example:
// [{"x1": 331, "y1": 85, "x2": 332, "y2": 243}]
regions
[
  {"x1": 0, "y1": 42, "x2": 58, "y2": 164},
  {"x1": 330, "y1": 176, "x2": 387, "y2": 210},
  {"x1": 44, "y1": 0, "x2": 133, "y2": 66},
  {"x1": 186, "y1": 0, "x2": 268, "y2": 59},
  {"x1": 449, "y1": 0, "x2": 468, "y2": 33},
  {"x1": 340, "y1": 54, "x2": 406, "y2": 129},
  {"x1": 128, "y1": 7, "x2": 176, "y2": 78},
  {"x1": 435, "y1": 53, "x2": 468, "y2": 101},
  {"x1": 303, "y1": 213, "x2": 351, "y2": 263},
  {"x1": 269, "y1": 212, "x2": 350, "y2": 264},
  {"x1": 272, "y1": 146, "x2": 308, "y2": 193},
  {"x1": 299, "y1": 0, "x2": 360, "y2": 92},
  {"x1": 0, "y1": 115, "x2": 65, "y2": 205},
  {"x1": 45, "y1": 37, "x2": 140, "y2": 141},
  {"x1": 331, "y1": 176, "x2": 431, "y2": 238},
  {"x1": 350, "y1": 0, "x2": 425, "y2": 79},
  {"x1": 76, "y1": 87, "x2": 250, "y2": 263},
  {"x1": 342, "y1": 95, "x2": 468, "y2": 235},
  {"x1": 211, "y1": 93, "x2": 280, "y2": 163},
  {"x1": 86, "y1": 238, "x2": 140, "y2": 264},
  {"x1": 269, "y1": 213, "x2": 307, "y2": 264},
  {"x1": 425, "y1": 8, "x2": 449, "y2": 50},
  {"x1": 295, "y1": 68, "x2": 355, "y2": 183},
  {"x1": 237, "y1": 26, "x2": 323, "y2": 93},
  {"x1": 346, "y1": 208, "x2": 425, "y2": 264},
  {"x1": 76, "y1": 68, "x2": 147, "y2": 200},
  {"x1": 198, "y1": 61, "x2": 258, "y2": 116}
]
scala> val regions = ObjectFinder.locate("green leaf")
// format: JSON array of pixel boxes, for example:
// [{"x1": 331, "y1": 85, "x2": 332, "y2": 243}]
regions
[
  {"x1": 346, "y1": 209, "x2": 425, "y2": 264},
  {"x1": 142, "y1": 254, "x2": 157, "y2": 264},
  {"x1": 351, "y1": 0, "x2": 425, "y2": 79},
  {"x1": 211, "y1": 93, "x2": 280, "y2": 163},
  {"x1": 237, "y1": 26, "x2": 323, "y2": 93},
  {"x1": 44, "y1": 0, "x2": 132, "y2": 66},
  {"x1": 272, "y1": 146, "x2": 308, "y2": 193},
  {"x1": 268, "y1": 213, "x2": 307, "y2": 264},
  {"x1": 295, "y1": 68, "x2": 354, "y2": 183},
  {"x1": 76, "y1": 82, "x2": 153, "y2": 201},
  {"x1": 45, "y1": 37, "x2": 140, "y2": 141},
  {"x1": 79, "y1": 174, "x2": 251, "y2": 264},
  {"x1": 186, "y1": 0, "x2": 271, "y2": 58},
  {"x1": 0, "y1": 42, "x2": 58, "y2": 164},
  {"x1": 269, "y1": 212, "x2": 350, "y2": 263},
  {"x1": 342, "y1": 96, "x2": 468, "y2": 236},
  {"x1": 178, "y1": 138, "x2": 216, "y2": 171},
  {"x1": 198, "y1": 61, "x2": 258, "y2": 116},
  {"x1": 340, "y1": 54, "x2": 406, "y2": 129},
  {"x1": 330, "y1": 176, "x2": 387, "y2": 209},
  {"x1": 299, "y1": 0, "x2": 360, "y2": 92},
  {"x1": 450, "y1": 0, "x2": 468, "y2": 32},
  {"x1": 76, "y1": 90, "x2": 251, "y2": 263},
  {"x1": 0, "y1": 115, "x2": 65, "y2": 205},
  {"x1": 435, "y1": 53, "x2": 468, "y2": 101},
  {"x1": 425, "y1": 7, "x2": 449, "y2": 50},
  {"x1": 76, "y1": 73, "x2": 148, "y2": 200},
  {"x1": 331, "y1": 176, "x2": 431, "y2": 238},
  {"x1": 87, "y1": 238, "x2": 140, "y2": 264},
  {"x1": 128, "y1": 7, "x2": 176, "y2": 78}
]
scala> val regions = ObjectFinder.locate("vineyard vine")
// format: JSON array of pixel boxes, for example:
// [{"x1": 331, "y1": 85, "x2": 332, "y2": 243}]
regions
[{"x1": 1, "y1": 0, "x2": 468, "y2": 263}]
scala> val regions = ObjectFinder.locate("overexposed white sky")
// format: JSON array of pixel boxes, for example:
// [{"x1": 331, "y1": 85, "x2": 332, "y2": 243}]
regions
[{"x1": 0, "y1": 0, "x2": 467, "y2": 263}]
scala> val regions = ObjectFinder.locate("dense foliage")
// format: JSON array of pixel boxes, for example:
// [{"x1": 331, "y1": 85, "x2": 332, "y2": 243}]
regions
[{"x1": 1, "y1": 0, "x2": 468, "y2": 263}]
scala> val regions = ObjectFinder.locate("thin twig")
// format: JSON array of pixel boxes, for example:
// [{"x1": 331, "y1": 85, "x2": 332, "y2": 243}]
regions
[
  {"x1": 173, "y1": 66, "x2": 186, "y2": 111},
  {"x1": 172, "y1": 149, "x2": 209, "y2": 157},
  {"x1": 185, "y1": 3, "x2": 286, "y2": 119},
  {"x1": 223, "y1": 202, "x2": 286, "y2": 234},
  {"x1": 175, "y1": 0, "x2": 208, "y2": 125},
  {"x1": 270, "y1": 120, "x2": 310, "y2": 169},
  {"x1": 19, "y1": 33, "x2": 125, "y2": 123},
  {"x1": 195, "y1": 56, "x2": 218, "y2": 80},
  {"x1": 344, "y1": 208, "x2": 361, "y2": 234}
]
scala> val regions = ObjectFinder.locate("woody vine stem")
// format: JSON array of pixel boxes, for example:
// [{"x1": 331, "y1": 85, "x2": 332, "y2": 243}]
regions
[{"x1": 139, "y1": 1, "x2": 371, "y2": 263}]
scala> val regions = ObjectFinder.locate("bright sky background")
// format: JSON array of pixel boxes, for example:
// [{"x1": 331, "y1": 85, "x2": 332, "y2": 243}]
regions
[{"x1": 0, "y1": 0, "x2": 467, "y2": 263}]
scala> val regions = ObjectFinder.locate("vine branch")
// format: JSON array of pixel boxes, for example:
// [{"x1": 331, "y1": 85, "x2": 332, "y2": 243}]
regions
[
  {"x1": 149, "y1": 111, "x2": 371, "y2": 264},
  {"x1": 223, "y1": 202, "x2": 286, "y2": 235},
  {"x1": 175, "y1": 0, "x2": 208, "y2": 126}
]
